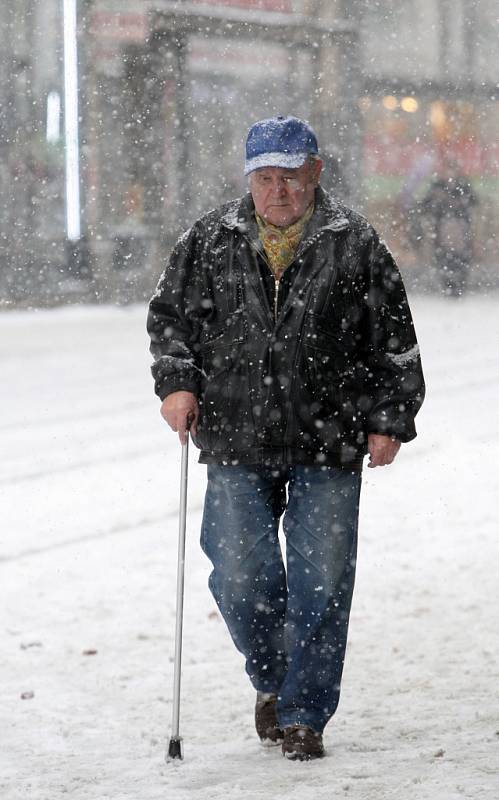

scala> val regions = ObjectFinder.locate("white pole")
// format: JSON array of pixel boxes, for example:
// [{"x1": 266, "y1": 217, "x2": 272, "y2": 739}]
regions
[{"x1": 62, "y1": 0, "x2": 81, "y2": 242}]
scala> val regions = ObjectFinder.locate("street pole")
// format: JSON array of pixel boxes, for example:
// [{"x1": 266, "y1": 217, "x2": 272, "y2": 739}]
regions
[{"x1": 63, "y1": 0, "x2": 84, "y2": 275}]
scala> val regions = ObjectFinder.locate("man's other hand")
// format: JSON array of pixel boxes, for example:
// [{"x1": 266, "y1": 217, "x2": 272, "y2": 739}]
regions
[
  {"x1": 160, "y1": 391, "x2": 199, "y2": 445},
  {"x1": 367, "y1": 433, "x2": 401, "y2": 468}
]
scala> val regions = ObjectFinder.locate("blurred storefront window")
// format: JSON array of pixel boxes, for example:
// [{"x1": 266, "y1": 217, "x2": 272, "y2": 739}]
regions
[{"x1": 360, "y1": 91, "x2": 498, "y2": 279}]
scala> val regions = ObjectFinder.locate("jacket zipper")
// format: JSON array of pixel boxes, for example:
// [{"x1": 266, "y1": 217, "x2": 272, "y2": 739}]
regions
[{"x1": 274, "y1": 278, "x2": 280, "y2": 324}]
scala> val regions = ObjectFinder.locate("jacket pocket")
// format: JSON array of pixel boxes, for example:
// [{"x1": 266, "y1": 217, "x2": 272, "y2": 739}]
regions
[
  {"x1": 197, "y1": 325, "x2": 251, "y2": 451},
  {"x1": 200, "y1": 327, "x2": 246, "y2": 379},
  {"x1": 300, "y1": 314, "x2": 364, "y2": 441},
  {"x1": 302, "y1": 313, "x2": 356, "y2": 388},
  {"x1": 302, "y1": 312, "x2": 357, "y2": 356}
]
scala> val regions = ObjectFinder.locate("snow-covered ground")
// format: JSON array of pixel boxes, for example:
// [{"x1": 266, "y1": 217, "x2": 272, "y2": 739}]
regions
[{"x1": 1, "y1": 293, "x2": 498, "y2": 800}]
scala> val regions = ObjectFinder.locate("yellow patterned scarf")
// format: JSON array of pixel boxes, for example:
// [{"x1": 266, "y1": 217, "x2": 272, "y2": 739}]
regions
[{"x1": 256, "y1": 203, "x2": 314, "y2": 280}]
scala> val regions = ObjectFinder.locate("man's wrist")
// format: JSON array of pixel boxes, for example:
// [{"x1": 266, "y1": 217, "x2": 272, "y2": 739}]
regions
[{"x1": 158, "y1": 383, "x2": 199, "y2": 402}]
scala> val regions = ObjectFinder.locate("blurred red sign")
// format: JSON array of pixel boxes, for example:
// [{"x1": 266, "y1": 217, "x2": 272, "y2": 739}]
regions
[
  {"x1": 364, "y1": 135, "x2": 497, "y2": 177},
  {"x1": 89, "y1": 12, "x2": 147, "y2": 41},
  {"x1": 191, "y1": 0, "x2": 292, "y2": 10}
]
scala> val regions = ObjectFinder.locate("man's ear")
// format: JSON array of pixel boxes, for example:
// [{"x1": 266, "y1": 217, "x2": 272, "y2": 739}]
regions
[{"x1": 312, "y1": 158, "x2": 323, "y2": 185}]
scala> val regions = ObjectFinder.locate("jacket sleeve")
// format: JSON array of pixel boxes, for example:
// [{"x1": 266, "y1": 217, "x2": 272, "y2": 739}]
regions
[
  {"x1": 356, "y1": 226, "x2": 425, "y2": 442},
  {"x1": 147, "y1": 223, "x2": 210, "y2": 401}
]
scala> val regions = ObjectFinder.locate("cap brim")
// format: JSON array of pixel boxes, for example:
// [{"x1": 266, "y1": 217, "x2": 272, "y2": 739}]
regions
[{"x1": 244, "y1": 152, "x2": 309, "y2": 176}]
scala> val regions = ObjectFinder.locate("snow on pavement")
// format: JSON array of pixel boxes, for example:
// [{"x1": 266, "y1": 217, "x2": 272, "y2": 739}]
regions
[{"x1": 1, "y1": 295, "x2": 498, "y2": 800}]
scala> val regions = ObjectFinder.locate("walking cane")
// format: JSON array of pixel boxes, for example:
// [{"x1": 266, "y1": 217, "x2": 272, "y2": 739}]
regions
[{"x1": 166, "y1": 425, "x2": 190, "y2": 762}]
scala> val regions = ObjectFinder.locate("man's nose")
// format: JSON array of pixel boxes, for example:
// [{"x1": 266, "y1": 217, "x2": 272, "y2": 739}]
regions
[{"x1": 270, "y1": 177, "x2": 288, "y2": 195}]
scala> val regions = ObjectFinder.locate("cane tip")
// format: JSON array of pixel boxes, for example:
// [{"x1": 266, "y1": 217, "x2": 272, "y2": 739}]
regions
[{"x1": 166, "y1": 737, "x2": 184, "y2": 762}]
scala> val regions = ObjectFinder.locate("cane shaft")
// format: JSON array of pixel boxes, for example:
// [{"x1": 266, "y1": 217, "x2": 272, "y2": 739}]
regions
[{"x1": 171, "y1": 436, "x2": 189, "y2": 739}]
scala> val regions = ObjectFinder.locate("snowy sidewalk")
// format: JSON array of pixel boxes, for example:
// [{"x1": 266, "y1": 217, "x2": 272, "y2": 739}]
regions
[{"x1": 1, "y1": 296, "x2": 498, "y2": 800}]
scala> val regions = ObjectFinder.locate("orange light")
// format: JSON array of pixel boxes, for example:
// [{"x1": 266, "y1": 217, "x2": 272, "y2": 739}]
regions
[{"x1": 382, "y1": 95, "x2": 398, "y2": 111}]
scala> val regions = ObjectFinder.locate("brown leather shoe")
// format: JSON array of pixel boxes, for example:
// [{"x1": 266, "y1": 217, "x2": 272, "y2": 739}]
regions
[
  {"x1": 282, "y1": 725, "x2": 325, "y2": 760},
  {"x1": 255, "y1": 692, "x2": 284, "y2": 745}
]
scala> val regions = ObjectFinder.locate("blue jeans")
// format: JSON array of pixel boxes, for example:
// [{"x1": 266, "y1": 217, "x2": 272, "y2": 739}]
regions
[{"x1": 201, "y1": 463, "x2": 362, "y2": 734}]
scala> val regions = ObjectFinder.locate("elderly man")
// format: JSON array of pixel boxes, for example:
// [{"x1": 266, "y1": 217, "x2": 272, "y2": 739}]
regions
[{"x1": 147, "y1": 116, "x2": 425, "y2": 760}]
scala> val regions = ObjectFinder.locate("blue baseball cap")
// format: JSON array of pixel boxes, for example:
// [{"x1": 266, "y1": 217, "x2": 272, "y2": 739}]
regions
[{"x1": 244, "y1": 115, "x2": 319, "y2": 176}]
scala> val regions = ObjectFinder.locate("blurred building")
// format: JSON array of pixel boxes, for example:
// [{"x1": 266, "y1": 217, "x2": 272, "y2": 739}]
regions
[
  {"x1": 80, "y1": 0, "x2": 361, "y2": 302},
  {"x1": 356, "y1": 0, "x2": 499, "y2": 284},
  {"x1": 0, "y1": 0, "x2": 497, "y2": 306}
]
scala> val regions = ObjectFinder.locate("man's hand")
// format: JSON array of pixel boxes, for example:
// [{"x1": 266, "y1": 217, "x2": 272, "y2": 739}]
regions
[
  {"x1": 367, "y1": 433, "x2": 401, "y2": 468},
  {"x1": 160, "y1": 391, "x2": 199, "y2": 445}
]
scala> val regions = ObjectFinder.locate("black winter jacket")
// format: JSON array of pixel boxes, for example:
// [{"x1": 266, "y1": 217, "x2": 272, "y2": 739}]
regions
[{"x1": 147, "y1": 188, "x2": 425, "y2": 469}]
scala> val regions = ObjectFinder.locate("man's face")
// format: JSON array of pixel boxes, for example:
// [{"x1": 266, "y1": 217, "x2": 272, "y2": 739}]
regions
[{"x1": 249, "y1": 159, "x2": 322, "y2": 227}]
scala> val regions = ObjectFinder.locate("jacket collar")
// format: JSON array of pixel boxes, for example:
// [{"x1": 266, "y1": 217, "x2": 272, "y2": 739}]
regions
[{"x1": 220, "y1": 186, "x2": 350, "y2": 245}]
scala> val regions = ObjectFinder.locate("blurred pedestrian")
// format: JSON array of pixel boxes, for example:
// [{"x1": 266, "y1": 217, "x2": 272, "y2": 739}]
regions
[
  {"x1": 422, "y1": 159, "x2": 477, "y2": 296},
  {"x1": 147, "y1": 115, "x2": 425, "y2": 760},
  {"x1": 398, "y1": 144, "x2": 437, "y2": 252}
]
